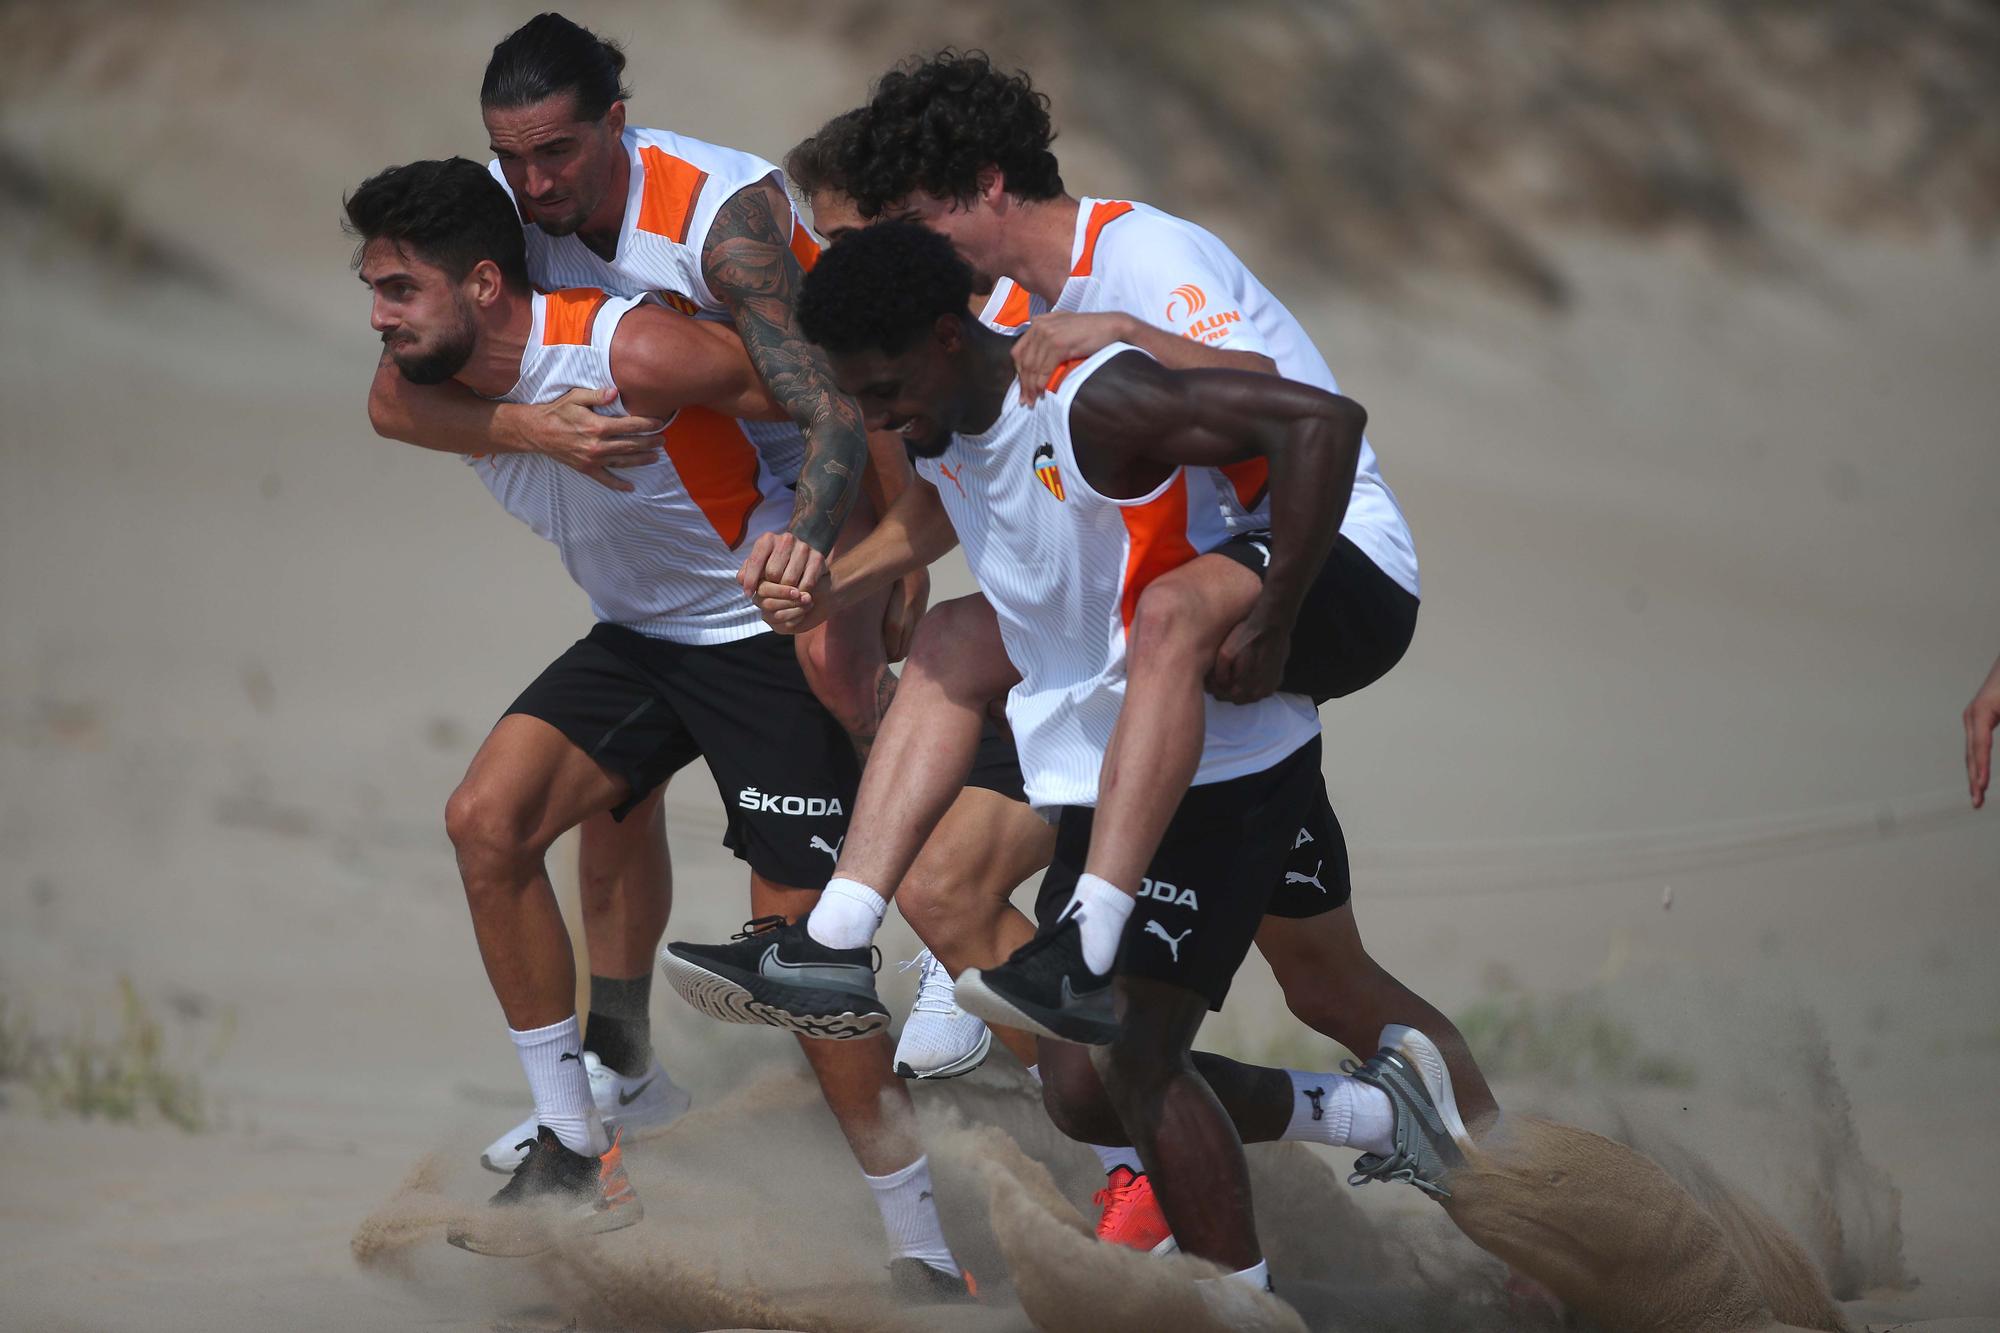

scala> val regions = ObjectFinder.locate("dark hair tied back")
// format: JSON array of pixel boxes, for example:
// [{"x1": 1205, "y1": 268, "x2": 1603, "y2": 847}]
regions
[{"x1": 482, "y1": 12, "x2": 632, "y2": 122}]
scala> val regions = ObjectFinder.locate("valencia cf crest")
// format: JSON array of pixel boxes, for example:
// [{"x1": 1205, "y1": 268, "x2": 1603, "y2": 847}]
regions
[{"x1": 1032, "y1": 442, "x2": 1066, "y2": 501}]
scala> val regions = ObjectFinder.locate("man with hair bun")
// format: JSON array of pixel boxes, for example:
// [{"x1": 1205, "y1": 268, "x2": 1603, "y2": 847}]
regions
[{"x1": 351, "y1": 17, "x2": 968, "y2": 1301}]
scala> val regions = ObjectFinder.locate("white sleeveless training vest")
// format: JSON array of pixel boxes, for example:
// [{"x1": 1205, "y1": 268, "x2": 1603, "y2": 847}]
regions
[
  {"x1": 469, "y1": 288, "x2": 794, "y2": 645},
  {"x1": 488, "y1": 125, "x2": 818, "y2": 480},
  {"x1": 913, "y1": 343, "x2": 1320, "y2": 810},
  {"x1": 1054, "y1": 198, "x2": 1420, "y2": 598}
]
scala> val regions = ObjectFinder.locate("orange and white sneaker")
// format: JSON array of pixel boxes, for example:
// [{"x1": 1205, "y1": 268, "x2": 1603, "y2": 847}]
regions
[
  {"x1": 1093, "y1": 1166, "x2": 1177, "y2": 1255},
  {"x1": 448, "y1": 1126, "x2": 642, "y2": 1257}
]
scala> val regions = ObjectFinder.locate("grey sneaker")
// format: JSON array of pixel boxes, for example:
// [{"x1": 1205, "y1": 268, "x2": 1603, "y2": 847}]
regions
[
  {"x1": 1344, "y1": 1024, "x2": 1471, "y2": 1199},
  {"x1": 660, "y1": 916, "x2": 887, "y2": 1039}
]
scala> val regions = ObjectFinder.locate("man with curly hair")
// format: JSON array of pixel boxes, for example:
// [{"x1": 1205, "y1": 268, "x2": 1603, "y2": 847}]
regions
[
  {"x1": 706, "y1": 44, "x2": 1494, "y2": 1164},
  {"x1": 667, "y1": 220, "x2": 1477, "y2": 1296}
]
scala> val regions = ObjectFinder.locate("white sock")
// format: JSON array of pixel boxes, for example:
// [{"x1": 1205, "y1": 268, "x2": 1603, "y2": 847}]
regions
[
  {"x1": 1090, "y1": 1143, "x2": 1142, "y2": 1176},
  {"x1": 1064, "y1": 873, "x2": 1135, "y2": 974},
  {"x1": 1196, "y1": 1259, "x2": 1273, "y2": 1321},
  {"x1": 510, "y1": 1015, "x2": 609, "y2": 1157},
  {"x1": 1025, "y1": 1063, "x2": 1042, "y2": 1085},
  {"x1": 1213, "y1": 1259, "x2": 1271, "y2": 1290},
  {"x1": 1282, "y1": 1069, "x2": 1394, "y2": 1156},
  {"x1": 863, "y1": 1154, "x2": 958, "y2": 1275},
  {"x1": 807, "y1": 877, "x2": 888, "y2": 949}
]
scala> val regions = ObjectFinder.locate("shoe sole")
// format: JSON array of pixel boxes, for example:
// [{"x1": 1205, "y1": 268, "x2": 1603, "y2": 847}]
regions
[
  {"x1": 895, "y1": 1025, "x2": 993, "y2": 1080},
  {"x1": 1380, "y1": 1023, "x2": 1473, "y2": 1152},
  {"x1": 479, "y1": 1088, "x2": 692, "y2": 1176},
  {"x1": 659, "y1": 948, "x2": 887, "y2": 1040},
  {"x1": 955, "y1": 970, "x2": 1116, "y2": 1046},
  {"x1": 447, "y1": 1197, "x2": 644, "y2": 1258}
]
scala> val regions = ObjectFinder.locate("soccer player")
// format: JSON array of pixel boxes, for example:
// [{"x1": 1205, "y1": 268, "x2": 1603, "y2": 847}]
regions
[
  {"x1": 725, "y1": 60, "x2": 1490, "y2": 1135},
  {"x1": 359, "y1": 11, "x2": 926, "y2": 1201},
  {"x1": 344, "y1": 160, "x2": 970, "y2": 1299},
  {"x1": 664, "y1": 221, "x2": 1474, "y2": 1287},
  {"x1": 778, "y1": 111, "x2": 1190, "y2": 1251}
]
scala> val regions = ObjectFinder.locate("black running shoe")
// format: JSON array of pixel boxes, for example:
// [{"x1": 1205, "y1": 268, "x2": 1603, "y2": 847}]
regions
[
  {"x1": 660, "y1": 915, "x2": 887, "y2": 1039},
  {"x1": 447, "y1": 1125, "x2": 640, "y2": 1257},
  {"x1": 887, "y1": 1257, "x2": 978, "y2": 1305},
  {"x1": 954, "y1": 908, "x2": 1118, "y2": 1045}
]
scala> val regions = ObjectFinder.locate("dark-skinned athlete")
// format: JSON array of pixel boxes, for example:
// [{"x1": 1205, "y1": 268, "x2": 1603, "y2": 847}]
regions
[{"x1": 661, "y1": 222, "x2": 1472, "y2": 1296}]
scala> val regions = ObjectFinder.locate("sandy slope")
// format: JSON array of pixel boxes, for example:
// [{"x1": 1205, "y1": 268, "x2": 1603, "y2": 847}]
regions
[{"x1": 1, "y1": 3, "x2": 1997, "y2": 1329}]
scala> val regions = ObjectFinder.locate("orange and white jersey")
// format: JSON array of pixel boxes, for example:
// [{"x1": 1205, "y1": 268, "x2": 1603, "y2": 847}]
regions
[
  {"x1": 470, "y1": 288, "x2": 794, "y2": 645},
  {"x1": 1054, "y1": 198, "x2": 1420, "y2": 599},
  {"x1": 488, "y1": 125, "x2": 819, "y2": 477},
  {"x1": 912, "y1": 343, "x2": 1319, "y2": 810},
  {"x1": 976, "y1": 275, "x2": 1043, "y2": 332}
]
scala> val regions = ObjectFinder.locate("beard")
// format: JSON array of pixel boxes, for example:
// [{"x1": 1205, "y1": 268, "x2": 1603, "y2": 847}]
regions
[
  {"x1": 906, "y1": 430, "x2": 953, "y2": 460},
  {"x1": 385, "y1": 311, "x2": 475, "y2": 386}
]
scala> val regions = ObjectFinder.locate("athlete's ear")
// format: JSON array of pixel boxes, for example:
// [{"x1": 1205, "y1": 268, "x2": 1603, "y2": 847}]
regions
[
  {"x1": 976, "y1": 167, "x2": 1004, "y2": 209},
  {"x1": 604, "y1": 101, "x2": 626, "y2": 138},
  {"x1": 934, "y1": 312, "x2": 964, "y2": 354}
]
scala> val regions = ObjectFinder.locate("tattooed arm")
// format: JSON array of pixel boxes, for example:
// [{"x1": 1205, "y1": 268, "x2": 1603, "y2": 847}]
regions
[{"x1": 702, "y1": 177, "x2": 869, "y2": 590}]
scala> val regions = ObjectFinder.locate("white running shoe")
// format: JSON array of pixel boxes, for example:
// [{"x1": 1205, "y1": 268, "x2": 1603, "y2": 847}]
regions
[
  {"x1": 479, "y1": 1051, "x2": 691, "y2": 1174},
  {"x1": 892, "y1": 951, "x2": 993, "y2": 1079}
]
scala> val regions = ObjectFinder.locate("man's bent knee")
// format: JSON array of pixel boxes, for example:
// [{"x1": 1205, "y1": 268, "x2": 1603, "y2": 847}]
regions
[{"x1": 445, "y1": 782, "x2": 543, "y2": 889}]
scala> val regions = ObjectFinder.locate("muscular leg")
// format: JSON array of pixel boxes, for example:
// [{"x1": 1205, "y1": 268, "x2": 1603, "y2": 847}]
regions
[
  {"x1": 1078, "y1": 978, "x2": 1261, "y2": 1270},
  {"x1": 577, "y1": 786, "x2": 671, "y2": 977},
  {"x1": 896, "y1": 785, "x2": 1054, "y2": 1069},
  {"x1": 1085, "y1": 555, "x2": 1257, "y2": 897},
  {"x1": 445, "y1": 714, "x2": 628, "y2": 1030},
  {"x1": 831, "y1": 593, "x2": 1020, "y2": 897},
  {"x1": 752, "y1": 872, "x2": 927, "y2": 1176},
  {"x1": 575, "y1": 787, "x2": 671, "y2": 1074},
  {"x1": 1258, "y1": 903, "x2": 1498, "y2": 1132}
]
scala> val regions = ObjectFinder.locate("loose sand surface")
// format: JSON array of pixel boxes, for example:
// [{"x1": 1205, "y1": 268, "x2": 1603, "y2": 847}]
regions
[{"x1": 1, "y1": 4, "x2": 1996, "y2": 1329}]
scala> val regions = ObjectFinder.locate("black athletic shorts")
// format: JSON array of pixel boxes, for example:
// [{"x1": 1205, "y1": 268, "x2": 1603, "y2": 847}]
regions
[
  {"x1": 1033, "y1": 736, "x2": 1347, "y2": 1010},
  {"x1": 505, "y1": 623, "x2": 858, "y2": 889},
  {"x1": 1213, "y1": 533, "x2": 1419, "y2": 705},
  {"x1": 965, "y1": 716, "x2": 1029, "y2": 803}
]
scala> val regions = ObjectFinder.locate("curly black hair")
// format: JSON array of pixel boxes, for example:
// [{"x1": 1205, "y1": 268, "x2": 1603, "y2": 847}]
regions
[
  {"x1": 481, "y1": 12, "x2": 631, "y2": 121},
  {"x1": 343, "y1": 157, "x2": 531, "y2": 291},
  {"x1": 797, "y1": 221, "x2": 974, "y2": 356},
  {"x1": 783, "y1": 107, "x2": 868, "y2": 201},
  {"x1": 839, "y1": 50, "x2": 1064, "y2": 216}
]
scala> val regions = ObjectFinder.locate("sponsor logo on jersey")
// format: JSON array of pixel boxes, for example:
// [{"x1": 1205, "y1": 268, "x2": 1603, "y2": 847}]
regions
[
  {"x1": 1032, "y1": 442, "x2": 1067, "y2": 501},
  {"x1": 1138, "y1": 877, "x2": 1199, "y2": 910},
  {"x1": 654, "y1": 288, "x2": 702, "y2": 316},
  {"x1": 737, "y1": 787, "x2": 846, "y2": 817},
  {"x1": 937, "y1": 461, "x2": 967, "y2": 498},
  {"x1": 1165, "y1": 283, "x2": 1207, "y2": 322},
  {"x1": 1185, "y1": 309, "x2": 1244, "y2": 344}
]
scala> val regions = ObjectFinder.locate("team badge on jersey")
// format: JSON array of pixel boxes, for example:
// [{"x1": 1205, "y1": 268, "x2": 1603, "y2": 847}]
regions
[
  {"x1": 654, "y1": 289, "x2": 702, "y2": 317},
  {"x1": 1032, "y1": 443, "x2": 1066, "y2": 501}
]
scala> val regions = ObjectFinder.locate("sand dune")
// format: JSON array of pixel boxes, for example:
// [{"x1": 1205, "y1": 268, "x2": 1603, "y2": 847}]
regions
[{"x1": 2, "y1": 2, "x2": 1996, "y2": 1330}]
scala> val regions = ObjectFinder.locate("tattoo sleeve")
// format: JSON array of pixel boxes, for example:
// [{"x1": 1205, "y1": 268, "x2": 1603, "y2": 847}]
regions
[{"x1": 702, "y1": 180, "x2": 868, "y2": 553}]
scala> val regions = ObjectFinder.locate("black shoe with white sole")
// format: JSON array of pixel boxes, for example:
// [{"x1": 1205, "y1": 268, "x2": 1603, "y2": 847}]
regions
[
  {"x1": 660, "y1": 915, "x2": 887, "y2": 1039},
  {"x1": 954, "y1": 909, "x2": 1118, "y2": 1045}
]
